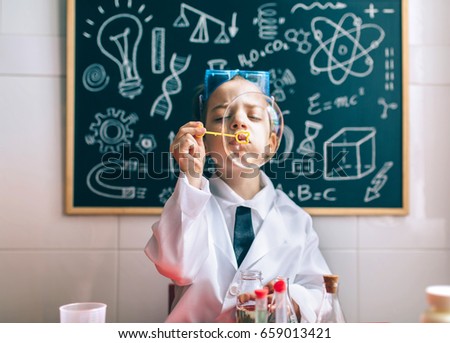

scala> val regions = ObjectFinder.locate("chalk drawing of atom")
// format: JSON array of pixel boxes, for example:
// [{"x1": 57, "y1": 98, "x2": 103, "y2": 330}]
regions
[{"x1": 310, "y1": 13, "x2": 385, "y2": 85}]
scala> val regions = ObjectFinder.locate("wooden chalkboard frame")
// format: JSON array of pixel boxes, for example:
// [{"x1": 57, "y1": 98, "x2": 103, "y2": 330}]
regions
[{"x1": 66, "y1": 0, "x2": 409, "y2": 215}]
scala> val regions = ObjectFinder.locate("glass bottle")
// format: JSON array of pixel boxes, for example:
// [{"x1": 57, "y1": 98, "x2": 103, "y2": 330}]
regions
[
  {"x1": 268, "y1": 277, "x2": 299, "y2": 323},
  {"x1": 420, "y1": 285, "x2": 450, "y2": 323},
  {"x1": 316, "y1": 274, "x2": 346, "y2": 323},
  {"x1": 236, "y1": 270, "x2": 263, "y2": 323}
]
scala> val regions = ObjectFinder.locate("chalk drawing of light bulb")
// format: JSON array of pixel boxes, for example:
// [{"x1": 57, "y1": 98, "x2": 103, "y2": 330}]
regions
[{"x1": 97, "y1": 14, "x2": 144, "y2": 99}]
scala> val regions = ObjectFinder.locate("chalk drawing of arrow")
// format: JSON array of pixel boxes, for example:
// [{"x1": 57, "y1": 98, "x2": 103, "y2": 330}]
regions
[
  {"x1": 364, "y1": 161, "x2": 394, "y2": 202},
  {"x1": 229, "y1": 12, "x2": 239, "y2": 37}
]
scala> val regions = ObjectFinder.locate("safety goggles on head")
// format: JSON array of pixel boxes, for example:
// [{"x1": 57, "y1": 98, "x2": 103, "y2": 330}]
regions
[{"x1": 202, "y1": 69, "x2": 270, "y2": 102}]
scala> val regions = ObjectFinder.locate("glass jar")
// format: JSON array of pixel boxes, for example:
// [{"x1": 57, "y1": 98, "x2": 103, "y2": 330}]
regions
[
  {"x1": 236, "y1": 270, "x2": 263, "y2": 323},
  {"x1": 421, "y1": 285, "x2": 450, "y2": 323}
]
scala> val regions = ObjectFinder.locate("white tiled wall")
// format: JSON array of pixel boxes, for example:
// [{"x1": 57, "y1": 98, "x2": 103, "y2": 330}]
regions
[{"x1": 0, "y1": 0, "x2": 449, "y2": 323}]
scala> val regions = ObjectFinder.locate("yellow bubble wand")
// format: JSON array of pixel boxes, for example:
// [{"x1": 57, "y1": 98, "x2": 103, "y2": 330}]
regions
[{"x1": 199, "y1": 130, "x2": 250, "y2": 144}]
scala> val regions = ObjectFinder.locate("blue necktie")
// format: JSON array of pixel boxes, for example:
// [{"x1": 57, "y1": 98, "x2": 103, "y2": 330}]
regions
[{"x1": 233, "y1": 206, "x2": 255, "y2": 267}]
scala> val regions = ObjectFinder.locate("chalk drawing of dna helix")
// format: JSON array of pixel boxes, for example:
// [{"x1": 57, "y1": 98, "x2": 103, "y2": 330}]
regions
[{"x1": 150, "y1": 53, "x2": 192, "y2": 120}]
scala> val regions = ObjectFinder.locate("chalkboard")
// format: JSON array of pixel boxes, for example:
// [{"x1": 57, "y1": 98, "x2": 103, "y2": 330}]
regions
[{"x1": 66, "y1": 0, "x2": 409, "y2": 215}]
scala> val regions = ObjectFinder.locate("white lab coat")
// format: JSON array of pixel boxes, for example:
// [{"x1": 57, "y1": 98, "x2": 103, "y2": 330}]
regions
[{"x1": 145, "y1": 173, "x2": 331, "y2": 323}]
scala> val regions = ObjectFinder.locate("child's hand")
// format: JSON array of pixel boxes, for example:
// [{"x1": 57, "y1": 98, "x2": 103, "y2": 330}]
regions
[{"x1": 170, "y1": 121, "x2": 206, "y2": 187}]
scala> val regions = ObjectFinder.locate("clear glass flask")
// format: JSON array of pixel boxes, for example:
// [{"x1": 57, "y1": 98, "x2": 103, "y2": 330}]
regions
[
  {"x1": 268, "y1": 277, "x2": 298, "y2": 323},
  {"x1": 316, "y1": 274, "x2": 346, "y2": 323}
]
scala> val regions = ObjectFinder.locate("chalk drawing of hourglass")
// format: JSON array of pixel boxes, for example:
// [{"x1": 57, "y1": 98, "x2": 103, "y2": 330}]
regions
[
  {"x1": 97, "y1": 14, "x2": 144, "y2": 99},
  {"x1": 296, "y1": 120, "x2": 323, "y2": 175},
  {"x1": 297, "y1": 120, "x2": 323, "y2": 155}
]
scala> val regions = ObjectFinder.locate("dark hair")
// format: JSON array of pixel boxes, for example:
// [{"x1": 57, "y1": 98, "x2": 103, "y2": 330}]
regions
[{"x1": 192, "y1": 83, "x2": 205, "y2": 123}]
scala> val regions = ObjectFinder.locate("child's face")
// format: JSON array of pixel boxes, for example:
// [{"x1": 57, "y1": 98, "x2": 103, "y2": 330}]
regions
[{"x1": 204, "y1": 78, "x2": 278, "y2": 171}]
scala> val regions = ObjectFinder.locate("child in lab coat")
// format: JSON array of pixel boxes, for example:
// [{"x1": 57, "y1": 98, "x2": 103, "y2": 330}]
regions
[{"x1": 145, "y1": 70, "x2": 332, "y2": 323}]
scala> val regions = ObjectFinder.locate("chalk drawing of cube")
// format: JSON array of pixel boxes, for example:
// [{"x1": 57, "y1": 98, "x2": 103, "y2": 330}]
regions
[{"x1": 323, "y1": 127, "x2": 376, "y2": 180}]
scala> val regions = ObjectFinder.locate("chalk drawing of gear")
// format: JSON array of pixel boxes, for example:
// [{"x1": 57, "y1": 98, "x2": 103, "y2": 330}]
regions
[
  {"x1": 87, "y1": 161, "x2": 147, "y2": 200},
  {"x1": 85, "y1": 107, "x2": 139, "y2": 153},
  {"x1": 285, "y1": 28, "x2": 312, "y2": 54}
]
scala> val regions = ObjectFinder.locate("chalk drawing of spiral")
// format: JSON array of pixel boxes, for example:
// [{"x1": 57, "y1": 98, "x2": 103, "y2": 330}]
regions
[{"x1": 83, "y1": 63, "x2": 110, "y2": 92}]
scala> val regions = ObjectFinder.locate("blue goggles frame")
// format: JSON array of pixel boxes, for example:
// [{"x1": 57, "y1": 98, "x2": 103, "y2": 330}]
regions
[{"x1": 203, "y1": 69, "x2": 270, "y2": 101}]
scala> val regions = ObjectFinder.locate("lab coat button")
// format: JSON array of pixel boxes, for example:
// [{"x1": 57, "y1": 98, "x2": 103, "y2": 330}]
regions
[{"x1": 229, "y1": 283, "x2": 239, "y2": 296}]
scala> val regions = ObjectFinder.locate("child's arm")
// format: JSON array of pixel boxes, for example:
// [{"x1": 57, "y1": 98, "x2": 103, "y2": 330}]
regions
[
  {"x1": 170, "y1": 121, "x2": 206, "y2": 189},
  {"x1": 144, "y1": 172, "x2": 212, "y2": 286}
]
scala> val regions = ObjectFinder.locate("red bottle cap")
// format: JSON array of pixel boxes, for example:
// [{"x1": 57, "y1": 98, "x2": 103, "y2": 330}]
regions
[
  {"x1": 274, "y1": 279, "x2": 286, "y2": 293},
  {"x1": 255, "y1": 288, "x2": 269, "y2": 299}
]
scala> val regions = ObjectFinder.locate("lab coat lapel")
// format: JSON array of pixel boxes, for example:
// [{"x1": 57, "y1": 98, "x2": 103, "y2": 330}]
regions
[
  {"x1": 239, "y1": 205, "x2": 288, "y2": 270},
  {"x1": 211, "y1": 203, "x2": 238, "y2": 269}
]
